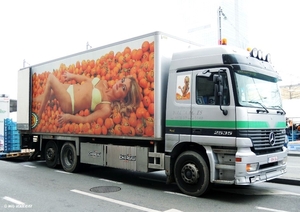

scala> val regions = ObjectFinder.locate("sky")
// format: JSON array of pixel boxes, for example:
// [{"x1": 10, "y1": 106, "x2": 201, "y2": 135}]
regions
[{"x1": 0, "y1": 0, "x2": 299, "y2": 100}]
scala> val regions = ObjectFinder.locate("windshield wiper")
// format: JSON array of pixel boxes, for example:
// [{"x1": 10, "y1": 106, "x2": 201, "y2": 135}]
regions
[
  {"x1": 248, "y1": 101, "x2": 269, "y2": 113},
  {"x1": 271, "y1": 105, "x2": 286, "y2": 115}
]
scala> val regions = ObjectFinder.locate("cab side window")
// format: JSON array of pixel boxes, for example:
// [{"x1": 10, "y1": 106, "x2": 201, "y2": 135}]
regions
[{"x1": 196, "y1": 73, "x2": 229, "y2": 105}]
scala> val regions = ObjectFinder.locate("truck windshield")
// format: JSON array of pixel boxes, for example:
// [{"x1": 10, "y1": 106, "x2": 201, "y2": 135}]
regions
[{"x1": 234, "y1": 70, "x2": 282, "y2": 108}]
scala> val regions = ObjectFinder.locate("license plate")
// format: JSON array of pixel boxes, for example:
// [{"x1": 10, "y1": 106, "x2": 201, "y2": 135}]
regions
[{"x1": 268, "y1": 156, "x2": 278, "y2": 163}]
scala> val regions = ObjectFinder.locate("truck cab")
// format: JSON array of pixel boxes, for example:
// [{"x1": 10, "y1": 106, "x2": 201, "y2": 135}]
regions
[{"x1": 165, "y1": 46, "x2": 287, "y2": 196}]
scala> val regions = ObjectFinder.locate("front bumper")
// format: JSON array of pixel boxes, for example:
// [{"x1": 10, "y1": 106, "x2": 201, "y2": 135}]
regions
[{"x1": 234, "y1": 147, "x2": 288, "y2": 185}]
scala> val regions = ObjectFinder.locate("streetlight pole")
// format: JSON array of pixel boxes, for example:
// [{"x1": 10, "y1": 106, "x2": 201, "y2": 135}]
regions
[
  {"x1": 218, "y1": 6, "x2": 227, "y2": 45},
  {"x1": 86, "y1": 42, "x2": 92, "y2": 50},
  {"x1": 23, "y1": 59, "x2": 30, "y2": 68}
]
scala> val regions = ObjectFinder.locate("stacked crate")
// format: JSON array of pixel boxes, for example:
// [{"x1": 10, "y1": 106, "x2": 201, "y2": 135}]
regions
[
  {"x1": 287, "y1": 130, "x2": 300, "y2": 142},
  {"x1": 4, "y1": 118, "x2": 21, "y2": 153}
]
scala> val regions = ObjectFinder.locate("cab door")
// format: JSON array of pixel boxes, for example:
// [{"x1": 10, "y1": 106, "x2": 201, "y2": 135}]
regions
[{"x1": 191, "y1": 68, "x2": 236, "y2": 146}]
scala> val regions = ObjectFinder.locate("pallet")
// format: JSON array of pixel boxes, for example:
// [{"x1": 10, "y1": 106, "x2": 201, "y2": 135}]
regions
[{"x1": 0, "y1": 150, "x2": 34, "y2": 159}]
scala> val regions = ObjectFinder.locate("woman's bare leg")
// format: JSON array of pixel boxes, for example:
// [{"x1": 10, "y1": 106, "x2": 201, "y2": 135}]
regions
[{"x1": 37, "y1": 74, "x2": 70, "y2": 118}]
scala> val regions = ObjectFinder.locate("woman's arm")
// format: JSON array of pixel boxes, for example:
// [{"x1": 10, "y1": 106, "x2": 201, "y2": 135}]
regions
[{"x1": 64, "y1": 72, "x2": 91, "y2": 83}]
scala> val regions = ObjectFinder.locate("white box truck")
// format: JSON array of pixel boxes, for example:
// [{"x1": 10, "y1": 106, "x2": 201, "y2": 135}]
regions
[{"x1": 17, "y1": 31, "x2": 288, "y2": 196}]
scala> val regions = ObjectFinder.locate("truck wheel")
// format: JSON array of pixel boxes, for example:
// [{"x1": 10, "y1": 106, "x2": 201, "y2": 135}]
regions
[
  {"x1": 45, "y1": 141, "x2": 59, "y2": 168},
  {"x1": 60, "y1": 142, "x2": 79, "y2": 172},
  {"x1": 174, "y1": 151, "x2": 210, "y2": 196}
]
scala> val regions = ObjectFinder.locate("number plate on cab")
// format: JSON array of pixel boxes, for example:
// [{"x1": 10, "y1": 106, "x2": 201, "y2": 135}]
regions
[{"x1": 268, "y1": 156, "x2": 278, "y2": 163}]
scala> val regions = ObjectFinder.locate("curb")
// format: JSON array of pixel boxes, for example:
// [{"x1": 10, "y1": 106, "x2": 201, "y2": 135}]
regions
[
  {"x1": 288, "y1": 151, "x2": 300, "y2": 157},
  {"x1": 268, "y1": 151, "x2": 300, "y2": 186}
]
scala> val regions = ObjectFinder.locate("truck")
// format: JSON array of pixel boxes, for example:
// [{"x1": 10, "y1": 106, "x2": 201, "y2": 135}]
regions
[{"x1": 17, "y1": 31, "x2": 288, "y2": 197}]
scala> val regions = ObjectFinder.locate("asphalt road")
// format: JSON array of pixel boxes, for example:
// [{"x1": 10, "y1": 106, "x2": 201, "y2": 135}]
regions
[{"x1": 1, "y1": 158, "x2": 300, "y2": 212}]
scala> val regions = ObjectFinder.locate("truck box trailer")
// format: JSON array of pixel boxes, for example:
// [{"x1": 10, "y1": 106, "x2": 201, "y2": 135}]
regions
[{"x1": 17, "y1": 31, "x2": 288, "y2": 196}]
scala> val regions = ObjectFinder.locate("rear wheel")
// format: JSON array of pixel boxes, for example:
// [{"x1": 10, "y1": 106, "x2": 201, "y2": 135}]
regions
[
  {"x1": 174, "y1": 151, "x2": 210, "y2": 196},
  {"x1": 45, "y1": 141, "x2": 59, "y2": 168},
  {"x1": 60, "y1": 142, "x2": 80, "y2": 172}
]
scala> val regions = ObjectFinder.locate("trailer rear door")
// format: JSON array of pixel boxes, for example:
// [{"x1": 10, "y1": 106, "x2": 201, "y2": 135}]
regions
[{"x1": 17, "y1": 68, "x2": 31, "y2": 130}]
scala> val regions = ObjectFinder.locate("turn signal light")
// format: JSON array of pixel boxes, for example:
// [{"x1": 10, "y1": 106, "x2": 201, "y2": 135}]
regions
[
  {"x1": 246, "y1": 163, "x2": 258, "y2": 172},
  {"x1": 221, "y1": 38, "x2": 227, "y2": 45}
]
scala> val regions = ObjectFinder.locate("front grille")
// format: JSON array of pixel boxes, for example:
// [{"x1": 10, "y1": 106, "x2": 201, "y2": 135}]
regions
[{"x1": 239, "y1": 129, "x2": 285, "y2": 155}]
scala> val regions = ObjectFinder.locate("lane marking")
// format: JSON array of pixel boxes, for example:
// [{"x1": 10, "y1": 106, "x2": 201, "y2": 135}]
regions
[
  {"x1": 55, "y1": 170, "x2": 72, "y2": 175},
  {"x1": 164, "y1": 191, "x2": 196, "y2": 199},
  {"x1": 99, "y1": 178, "x2": 123, "y2": 184},
  {"x1": 255, "y1": 206, "x2": 289, "y2": 212},
  {"x1": 23, "y1": 165, "x2": 36, "y2": 168},
  {"x1": 3, "y1": 196, "x2": 25, "y2": 205},
  {"x1": 71, "y1": 189, "x2": 181, "y2": 212}
]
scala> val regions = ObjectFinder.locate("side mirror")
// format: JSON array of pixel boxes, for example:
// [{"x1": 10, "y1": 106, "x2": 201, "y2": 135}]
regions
[
  {"x1": 213, "y1": 75, "x2": 222, "y2": 83},
  {"x1": 214, "y1": 72, "x2": 228, "y2": 116}
]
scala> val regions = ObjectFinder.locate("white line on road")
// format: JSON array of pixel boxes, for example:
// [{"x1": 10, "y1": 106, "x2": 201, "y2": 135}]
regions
[
  {"x1": 99, "y1": 178, "x2": 123, "y2": 184},
  {"x1": 164, "y1": 191, "x2": 196, "y2": 199},
  {"x1": 255, "y1": 206, "x2": 289, "y2": 212},
  {"x1": 71, "y1": 189, "x2": 160, "y2": 212},
  {"x1": 23, "y1": 165, "x2": 36, "y2": 168},
  {"x1": 55, "y1": 170, "x2": 72, "y2": 174},
  {"x1": 3, "y1": 196, "x2": 25, "y2": 205},
  {"x1": 71, "y1": 189, "x2": 182, "y2": 212}
]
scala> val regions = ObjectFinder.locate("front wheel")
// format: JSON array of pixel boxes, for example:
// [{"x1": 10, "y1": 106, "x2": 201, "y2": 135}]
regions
[
  {"x1": 174, "y1": 151, "x2": 210, "y2": 197},
  {"x1": 45, "y1": 141, "x2": 59, "y2": 168},
  {"x1": 60, "y1": 142, "x2": 80, "y2": 172}
]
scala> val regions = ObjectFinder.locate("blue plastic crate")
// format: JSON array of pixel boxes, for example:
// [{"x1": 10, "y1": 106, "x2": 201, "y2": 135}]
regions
[
  {"x1": 4, "y1": 118, "x2": 13, "y2": 124},
  {"x1": 4, "y1": 141, "x2": 20, "y2": 147},
  {"x1": 4, "y1": 119, "x2": 17, "y2": 131},
  {"x1": 4, "y1": 134, "x2": 20, "y2": 141},
  {"x1": 4, "y1": 139, "x2": 20, "y2": 146},
  {"x1": 4, "y1": 148, "x2": 21, "y2": 153},
  {"x1": 4, "y1": 125, "x2": 17, "y2": 131},
  {"x1": 4, "y1": 130, "x2": 19, "y2": 135},
  {"x1": 4, "y1": 144, "x2": 20, "y2": 153}
]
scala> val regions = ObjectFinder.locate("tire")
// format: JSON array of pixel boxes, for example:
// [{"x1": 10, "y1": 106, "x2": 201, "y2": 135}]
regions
[
  {"x1": 60, "y1": 142, "x2": 80, "y2": 172},
  {"x1": 174, "y1": 151, "x2": 210, "y2": 197},
  {"x1": 45, "y1": 141, "x2": 59, "y2": 168}
]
